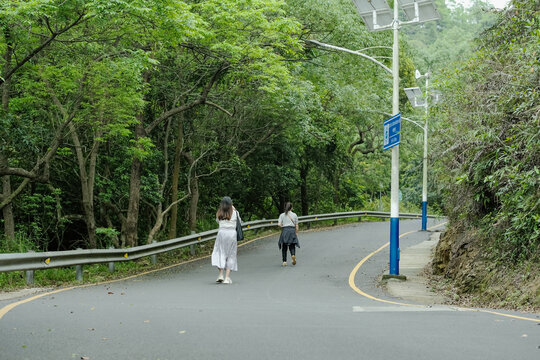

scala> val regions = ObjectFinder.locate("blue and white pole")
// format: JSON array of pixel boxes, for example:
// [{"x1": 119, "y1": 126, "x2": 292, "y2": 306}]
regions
[
  {"x1": 421, "y1": 124, "x2": 428, "y2": 230},
  {"x1": 389, "y1": 2, "x2": 400, "y2": 275},
  {"x1": 421, "y1": 73, "x2": 429, "y2": 231}
]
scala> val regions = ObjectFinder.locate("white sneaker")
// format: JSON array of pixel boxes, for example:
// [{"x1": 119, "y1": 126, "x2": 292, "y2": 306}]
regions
[
  {"x1": 282, "y1": 262, "x2": 287, "y2": 266},
  {"x1": 216, "y1": 274, "x2": 224, "y2": 283},
  {"x1": 223, "y1": 277, "x2": 232, "y2": 284}
]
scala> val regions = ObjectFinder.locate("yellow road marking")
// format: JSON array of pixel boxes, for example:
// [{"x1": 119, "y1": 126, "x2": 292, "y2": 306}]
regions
[
  {"x1": 347, "y1": 239, "x2": 420, "y2": 307},
  {"x1": 0, "y1": 232, "x2": 275, "y2": 321},
  {"x1": 348, "y1": 221, "x2": 539, "y2": 322}
]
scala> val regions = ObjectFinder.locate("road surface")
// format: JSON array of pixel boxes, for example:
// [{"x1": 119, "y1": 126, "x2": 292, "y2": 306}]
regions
[{"x1": 0, "y1": 219, "x2": 538, "y2": 359}]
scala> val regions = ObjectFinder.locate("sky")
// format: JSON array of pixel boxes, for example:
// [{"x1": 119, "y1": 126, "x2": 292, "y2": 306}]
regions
[{"x1": 452, "y1": 0, "x2": 511, "y2": 9}]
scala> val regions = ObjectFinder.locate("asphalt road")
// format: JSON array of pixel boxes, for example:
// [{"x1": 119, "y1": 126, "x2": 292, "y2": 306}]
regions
[{"x1": 0, "y1": 219, "x2": 538, "y2": 360}]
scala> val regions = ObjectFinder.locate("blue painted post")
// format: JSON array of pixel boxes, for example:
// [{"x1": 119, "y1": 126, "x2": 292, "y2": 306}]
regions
[
  {"x1": 389, "y1": 217, "x2": 400, "y2": 275},
  {"x1": 422, "y1": 201, "x2": 427, "y2": 231}
]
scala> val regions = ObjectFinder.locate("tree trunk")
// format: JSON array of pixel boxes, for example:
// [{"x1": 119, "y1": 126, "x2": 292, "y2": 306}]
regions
[
  {"x1": 147, "y1": 203, "x2": 163, "y2": 244},
  {"x1": 146, "y1": 118, "x2": 173, "y2": 244},
  {"x1": 188, "y1": 172, "x2": 199, "y2": 232},
  {"x1": 332, "y1": 171, "x2": 341, "y2": 210},
  {"x1": 182, "y1": 151, "x2": 199, "y2": 233},
  {"x1": 2, "y1": 36, "x2": 15, "y2": 240},
  {"x1": 124, "y1": 119, "x2": 146, "y2": 248},
  {"x1": 300, "y1": 158, "x2": 309, "y2": 216},
  {"x1": 123, "y1": 69, "x2": 154, "y2": 248},
  {"x1": 69, "y1": 122, "x2": 99, "y2": 248},
  {"x1": 1, "y1": 172, "x2": 15, "y2": 239},
  {"x1": 273, "y1": 191, "x2": 288, "y2": 215},
  {"x1": 168, "y1": 117, "x2": 184, "y2": 239}
]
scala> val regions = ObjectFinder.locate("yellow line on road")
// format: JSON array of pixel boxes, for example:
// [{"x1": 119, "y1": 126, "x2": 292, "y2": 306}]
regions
[
  {"x1": 348, "y1": 221, "x2": 539, "y2": 322},
  {"x1": 348, "y1": 230, "x2": 421, "y2": 307},
  {"x1": 0, "y1": 232, "x2": 275, "y2": 321}
]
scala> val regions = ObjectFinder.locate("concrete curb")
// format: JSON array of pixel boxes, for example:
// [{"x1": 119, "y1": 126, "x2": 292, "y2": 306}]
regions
[
  {"x1": 384, "y1": 232, "x2": 446, "y2": 305},
  {"x1": 0, "y1": 287, "x2": 54, "y2": 301}
]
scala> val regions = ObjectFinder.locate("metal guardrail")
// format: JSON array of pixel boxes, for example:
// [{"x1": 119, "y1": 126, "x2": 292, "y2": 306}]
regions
[{"x1": 0, "y1": 211, "x2": 437, "y2": 276}]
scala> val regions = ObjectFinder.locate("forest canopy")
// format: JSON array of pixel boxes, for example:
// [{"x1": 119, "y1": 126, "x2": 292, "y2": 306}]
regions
[{"x1": 1, "y1": 0, "x2": 536, "y2": 267}]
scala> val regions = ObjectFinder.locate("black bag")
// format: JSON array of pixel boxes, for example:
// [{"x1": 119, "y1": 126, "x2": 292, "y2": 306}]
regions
[{"x1": 235, "y1": 211, "x2": 244, "y2": 241}]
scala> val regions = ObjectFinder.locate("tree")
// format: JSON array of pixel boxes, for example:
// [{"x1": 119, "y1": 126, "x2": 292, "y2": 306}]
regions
[{"x1": 0, "y1": 0, "x2": 93, "y2": 239}]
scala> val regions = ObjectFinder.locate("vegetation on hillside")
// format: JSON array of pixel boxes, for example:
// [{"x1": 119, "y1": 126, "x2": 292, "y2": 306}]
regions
[{"x1": 430, "y1": 0, "x2": 539, "y2": 310}]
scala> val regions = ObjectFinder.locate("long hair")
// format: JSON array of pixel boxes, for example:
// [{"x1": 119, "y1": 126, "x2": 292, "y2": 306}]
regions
[
  {"x1": 216, "y1": 196, "x2": 233, "y2": 220},
  {"x1": 284, "y1": 202, "x2": 293, "y2": 214}
]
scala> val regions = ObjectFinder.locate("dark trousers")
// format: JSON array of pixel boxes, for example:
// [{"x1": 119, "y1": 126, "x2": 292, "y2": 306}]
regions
[{"x1": 282, "y1": 244, "x2": 296, "y2": 262}]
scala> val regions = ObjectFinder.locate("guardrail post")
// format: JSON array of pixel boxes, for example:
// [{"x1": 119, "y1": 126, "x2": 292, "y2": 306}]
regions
[
  {"x1": 75, "y1": 265, "x2": 83, "y2": 281},
  {"x1": 25, "y1": 250, "x2": 35, "y2": 285},
  {"x1": 357, "y1": 216, "x2": 362, "y2": 222},
  {"x1": 307, "y1": 222, "x2": 311, "y2": 230},
  {"x1": 259, "y1": 218, "x2": 265, "y2": 234},
  {"x1": 190, "y1": 231, "x2": 196, "y2": 255},
  {"x1": 333, "y1": 219, "x2": 337, "y2": 226},
  {"x1": 108, "y1": 246, "x2": 115, "y2": 273},
  {"x1": 75, "y1": 248, "x2": 83, "y2": 281},
  {"x1": 151, "y1": 241, "x2": 157, "y2": 265}
]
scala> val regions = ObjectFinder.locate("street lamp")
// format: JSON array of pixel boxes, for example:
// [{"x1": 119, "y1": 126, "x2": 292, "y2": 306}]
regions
[
  {"x1": 405, "y1": 72, "x2": 441, "y2": 231},
  {"x1": 404, "y1": 86, "x2": 425, "y2": 107},
  {"x1": 351, "y1": 0, "x2": 440, "y2": 276},
  {"x1": 405, "y1": 82, "x2": 428, "y2": 231}
]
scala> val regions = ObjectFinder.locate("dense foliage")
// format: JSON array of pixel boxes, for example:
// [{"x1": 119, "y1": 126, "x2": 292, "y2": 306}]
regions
[
  {"x1": 432, "y1": 0, "x2": 539, "y2": 264},
  {"x1": 0, "y1": 0, "x2": 425, "y2": 251}
]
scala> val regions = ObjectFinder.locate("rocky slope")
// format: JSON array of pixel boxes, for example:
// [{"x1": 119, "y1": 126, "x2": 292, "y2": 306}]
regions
[{"x1": 430, "y1": 226, "x2": 539, "y2": 312}]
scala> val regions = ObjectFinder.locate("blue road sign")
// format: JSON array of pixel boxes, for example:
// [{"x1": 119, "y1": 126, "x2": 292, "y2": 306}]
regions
[{"x1": 383, "y1": 113, "x2": 401, "y2": 151}]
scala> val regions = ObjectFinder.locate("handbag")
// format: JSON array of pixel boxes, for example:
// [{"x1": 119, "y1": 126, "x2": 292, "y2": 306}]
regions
[{"x1": 235, "y1": 211, "x2": 244, "y2": 241}]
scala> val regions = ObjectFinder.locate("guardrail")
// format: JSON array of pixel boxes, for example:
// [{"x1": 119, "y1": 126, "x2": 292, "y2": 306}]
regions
[{"x1": 0, "y1": 210, "x2": 437, "y2": 283}]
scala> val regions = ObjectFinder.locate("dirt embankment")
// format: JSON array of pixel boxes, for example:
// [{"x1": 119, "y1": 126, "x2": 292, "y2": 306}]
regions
[{"x1": 429, "y1": 226, "x2": 540, "y2": 312}]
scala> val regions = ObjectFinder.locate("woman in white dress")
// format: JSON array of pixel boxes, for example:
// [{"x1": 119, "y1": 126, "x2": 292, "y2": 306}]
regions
[{"x1": 212, "y1": 196, "x2": 241, "y2": 284}]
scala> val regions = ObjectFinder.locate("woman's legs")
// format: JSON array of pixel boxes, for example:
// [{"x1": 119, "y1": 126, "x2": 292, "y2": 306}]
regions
[
  {"x1": 289, "y1": 244, "x2": 296, "y2": 265},
  {"x1": 216, "y1": 268, "x2": 224, "y2": 282},
  {"x1": 288, "y1": 244, "x2": 296, "y2": 256},
  {"x1": 282, "y1": 245, "x2": 288, "y2": 264},
  {"x1": 223, "y1": 268, "x2": 232, "y2": 284}
]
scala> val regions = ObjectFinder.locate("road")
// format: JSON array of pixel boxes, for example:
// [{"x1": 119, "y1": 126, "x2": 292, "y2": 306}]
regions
[{"x1": 0, "y1": 219, "x2": 538, "y2": 359}]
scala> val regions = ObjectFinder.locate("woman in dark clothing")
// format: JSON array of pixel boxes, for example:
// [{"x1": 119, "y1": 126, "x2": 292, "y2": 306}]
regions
[{"x1": 278, "y1": 202, "x2": 300, "y2": 266}]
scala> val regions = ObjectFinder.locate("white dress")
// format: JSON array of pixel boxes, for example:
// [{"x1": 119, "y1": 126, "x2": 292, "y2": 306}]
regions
[{"x1": 211, "y1": 211, "x2": 240, "y2": 271}]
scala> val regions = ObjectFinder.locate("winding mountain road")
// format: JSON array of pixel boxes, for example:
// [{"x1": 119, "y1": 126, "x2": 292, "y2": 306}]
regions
[{"x1": 1, "y1": 219, "x2": 538, "y2": 359}]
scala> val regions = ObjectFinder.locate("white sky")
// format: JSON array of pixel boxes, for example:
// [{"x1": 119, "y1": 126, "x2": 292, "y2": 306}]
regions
[{"x1": 452, "y1": 0, "x2": 511, "y2": 9}]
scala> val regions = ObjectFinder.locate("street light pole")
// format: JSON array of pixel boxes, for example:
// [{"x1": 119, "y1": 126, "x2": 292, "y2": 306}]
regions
[
  {"x1": 389, "y1": 2, "x2": 400, "y2": 275},
  {"x1": 407, "y1": 70, "x2": 432, "y2": 231},
  {"x1": 421, "y1": 73, "x2": 429, "y2": 231},
  {"x1": 349, "y1": 0, "x2": 440, "y2": 276}
]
